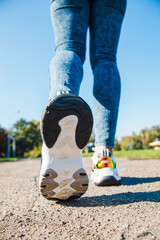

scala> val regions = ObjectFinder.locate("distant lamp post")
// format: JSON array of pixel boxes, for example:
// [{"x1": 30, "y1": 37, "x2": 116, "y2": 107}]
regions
[
  {"x1": 7, "y1": 133, "x2": 16, "y2": 158},
  {"x1": 7, "y1": 110, "x2": 20, "y2": 158},
  {"x1": 7, "y1": 133, "x2": 11, "y2": 158},
  {"x1": 12, "y1": 134, "x2": 16, "y2": 158}
]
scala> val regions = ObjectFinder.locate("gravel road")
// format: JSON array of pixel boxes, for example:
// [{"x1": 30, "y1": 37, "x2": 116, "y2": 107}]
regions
[{"x1": 0, "y1": 157, "x2": 160, "y2": 240}]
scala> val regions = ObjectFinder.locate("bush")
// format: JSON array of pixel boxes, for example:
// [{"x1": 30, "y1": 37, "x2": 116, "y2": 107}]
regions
[
  {"x1": 24, "y1": 143, "x2": 42, "y2": 158},
  {"x1": 0, "y1": 128, "x2": 8, "y2": 157},
  {"x1": 12, "y1": 119, "x2": 42, "y2": 157},
  {"x1": 114, "y1": 139, "x2": 121, "y2": 150}
]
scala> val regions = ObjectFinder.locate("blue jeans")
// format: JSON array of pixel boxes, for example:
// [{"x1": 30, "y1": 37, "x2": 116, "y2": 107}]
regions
[{"x1": 49, "y1": 0, "x2": 126, "y2": 148}]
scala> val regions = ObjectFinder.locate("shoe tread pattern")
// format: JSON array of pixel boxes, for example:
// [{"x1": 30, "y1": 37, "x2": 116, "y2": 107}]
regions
[
  {"x1": 41, "y1": 94, "x2": 93, "y2": 149},
  {"x1": 40, "y1": 168, "x2": 88, "y2": 200},
  {"x1": 70, "y1": 168, "x2": 89, "y2": 198},
  {"x1": 40, "y1": 169, "x2": 59, "y2": 198}
]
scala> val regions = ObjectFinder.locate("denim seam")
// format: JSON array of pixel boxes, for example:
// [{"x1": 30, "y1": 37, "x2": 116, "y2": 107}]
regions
[
  {"x1": 54, "y1": 5, "x2": 81, "y2": 12},
  {"x1": 55, "y1": 41, "x2": 86, "y2": 51},
  {"x1": 104, "y1": 5, "x2": 125, "y2": 15}
]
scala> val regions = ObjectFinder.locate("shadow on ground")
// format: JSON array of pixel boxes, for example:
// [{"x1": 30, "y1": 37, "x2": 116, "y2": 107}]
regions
[
  {"x1": 121, "y1": 176, "x2": 160, "y2": 186},
  {"x1": 54, "y1": 190, "x2": 160, "y2": 207}
]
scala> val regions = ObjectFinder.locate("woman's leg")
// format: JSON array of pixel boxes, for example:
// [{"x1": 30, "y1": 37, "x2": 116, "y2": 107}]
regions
[
  {"x1": 90, "y1": 0, "x2": 127, "y2": 151},
  {"x1": 49, "y1": 0, "x2": 90, "y2": 100},
  {"x1": 39, "y1": 0, "x2": 93, "y2": 201}
]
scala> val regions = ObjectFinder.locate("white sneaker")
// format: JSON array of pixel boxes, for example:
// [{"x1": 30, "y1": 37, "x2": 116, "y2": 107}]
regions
[
  {"x1": 39, "y1": 93, "x2": 93, "y2": 200},
  {"x1": 91, "y1": 149, "x2": 121, "y2": 186}
]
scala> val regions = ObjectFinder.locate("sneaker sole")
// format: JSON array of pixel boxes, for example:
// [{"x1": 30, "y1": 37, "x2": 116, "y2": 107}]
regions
[
  {"x1": 94, "y1": 175, "x2": 121, "y2": 186},
  {"x1": 41, "y1": 93, "x2": 93, "y2": 149},
  {"x1": 40, "y1": 168, "x2": 89, "y2": 200},
  {"x1": 91, "y1": 168, "x2": 121, "y2": 186},
  {"x1": 40, "y1": 93, "x2": 93, "y2": 200}
]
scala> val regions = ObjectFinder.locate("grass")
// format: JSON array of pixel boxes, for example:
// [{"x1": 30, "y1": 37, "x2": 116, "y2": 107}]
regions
[
  {"x1": 0, "y1": 158, "x2": 20, "y2": 162},
  {"x1": 1, "y1": 149, "x2": 160, "y2": 162},
  {"x1": 82, "y1": 149, "x2": 160, "y2": 159}
]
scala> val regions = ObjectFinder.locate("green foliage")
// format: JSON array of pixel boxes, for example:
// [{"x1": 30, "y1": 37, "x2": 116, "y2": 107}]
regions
[
  {"x1": 24, "y1": 143, "x2": 42, "y2": 158},
  {"x1": 128, "y1": 137, "x2": 142, "y2": 150},
  {"x1": 82, "y1": 149, "x2": 160, "y2": 159},
  {"x1": 12, "y1": 119, "x2": 42, "y2": 157},
  {"x1": 114, "y1": 138, "x2": 121, "y2": 150},
  {"x1": 113, "y1": 149, "x2": 160, "y2": 159},
  {"x1": 121, "y1": 136, "x2": 133, "y2": 150},
  {"x1": 120, "y1": 125, "x2": 160, "y2": 151},
  {"x1": 141, "y1": 125, "x2": 160, "y2": 149},
  {"x1": 0, "y1": 128, "x2": 8, "y2": 157},
  {"x1": 0, "y1": 158, "x2": 19, "y2": 162}
]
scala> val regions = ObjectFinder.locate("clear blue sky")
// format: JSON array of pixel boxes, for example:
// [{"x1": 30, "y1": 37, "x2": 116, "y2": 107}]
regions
[{"x1": 0, "y1": 0, "x2": 160, "y2": 140}]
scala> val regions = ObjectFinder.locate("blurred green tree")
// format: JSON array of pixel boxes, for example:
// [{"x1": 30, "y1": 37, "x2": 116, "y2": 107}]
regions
[
  {"x1": 114, "y1": 138, "x2": 121, "y2": 150},
  {"x1": 12, "y1": 119, "x2": 42, "y2": 157},
  {"x1": 0, "y1": 128, "x2": 8, "y2": 157}
]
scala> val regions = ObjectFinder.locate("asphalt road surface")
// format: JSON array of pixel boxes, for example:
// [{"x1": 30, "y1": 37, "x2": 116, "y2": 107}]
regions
[{"x1": 0, "y1": 157, "x2": 160, "y2": 240}]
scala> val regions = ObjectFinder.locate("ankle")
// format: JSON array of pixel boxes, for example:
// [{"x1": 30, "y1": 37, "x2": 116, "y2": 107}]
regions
[{"x1": 95, "y1": 146, "x2": 113, "y2": 155}]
